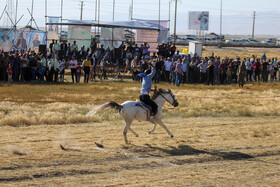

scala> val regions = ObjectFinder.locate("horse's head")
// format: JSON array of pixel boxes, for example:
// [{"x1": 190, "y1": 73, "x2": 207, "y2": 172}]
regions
[{"x1": 154, "y1": 88, "x2": 179, "y2": 107}]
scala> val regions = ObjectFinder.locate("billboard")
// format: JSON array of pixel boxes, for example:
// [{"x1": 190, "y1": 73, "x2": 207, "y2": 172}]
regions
[
  {"x1": 48, "y1": 16, "x2": 60, "y2": 41},
  {"x1": 189, "y1": 11, "x2": 209, "y2": 31},
  {"x1": 0, "y1": 28, "x2": 14, "y2": 52},
  {"x1": 13, "y1": 31, "x2": 30, "y2": 51},
  {"x1": 136, "y1": 20, "x2": 168, "y2": 53},
  {"x1": 100, "y1": 28, "x2": 124, "y2": 49},
  {"x1": 28, "y1": 31, "x2": 46, "y2": 51},
  {"x1": 68, "y1": 25, "x2": 91, "y2": 50},
  {"x1": 48, "y1": 17, "x2": 59, "y2": 33}
]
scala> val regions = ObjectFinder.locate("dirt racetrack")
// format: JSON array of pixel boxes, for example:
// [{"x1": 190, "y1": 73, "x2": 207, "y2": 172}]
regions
[{"x1": 0, "y1": 81, "x2": 279, "y2": 186}]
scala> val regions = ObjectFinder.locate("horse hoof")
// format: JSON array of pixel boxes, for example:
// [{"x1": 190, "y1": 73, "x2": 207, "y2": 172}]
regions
[
  {"x1": 147, "y1": 131, "x2": 151, "y2": 135},
  {"x1": 135, "y1": 135, "x2": 139, "y2": 137},
  {"x1": 170, "y1": 135, "x2": 174, "y2": 138}
]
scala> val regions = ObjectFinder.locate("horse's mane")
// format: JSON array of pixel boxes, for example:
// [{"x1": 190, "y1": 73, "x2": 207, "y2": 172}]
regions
[{"x1": 151, "y1": 88, "x2": 171, "y2": 100}]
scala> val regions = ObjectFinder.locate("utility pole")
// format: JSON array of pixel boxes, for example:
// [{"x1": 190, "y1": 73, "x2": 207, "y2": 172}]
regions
[
  {"x1": 219, "y1": 0, "x2": 223, "y2": 43},
  {"x1": 98, "y1": 0, "x2": 100, "y2": 35},
  {"x1": 45, "y1": 0, "x2": 47, "y2": 31},
  {"x1": 113, "y1": 0, "x2": 115, "y2": 21},
  {"x1": 30, "y1": 0, "x2": 34, "y2": 27},
  {"x1": 158, "y1": 0, "x2": 161, "y2": 31},
  {"x1": 169, "y1": 1, "x2": 171, "y2": 36},
  {"x1": 61, "y1": 0, "x2": 63, "y2": 36},
  {"x1": 15, "y1": 0, "x2": 18, "y2": 29},
  {"x1": 174, "y1": 0, "x2": 177, "y2": 42},
  {"x1": 95, "y1": 0, "x2": 97, "y2": 35},
  {"x1": 131, "y1": 0, "x2": 133, "y2": 20},
  {"x1": 80, "y1": 1, "x2": 84, "y2": 20},
  {"x1": 252, "y1": 11, "x2": 256, "y2": 39}
]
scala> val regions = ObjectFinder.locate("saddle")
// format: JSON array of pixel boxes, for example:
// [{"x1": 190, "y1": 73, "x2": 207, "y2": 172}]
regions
[{"x1": 135, "y1": 100, "x2": 152, "y2": 120}]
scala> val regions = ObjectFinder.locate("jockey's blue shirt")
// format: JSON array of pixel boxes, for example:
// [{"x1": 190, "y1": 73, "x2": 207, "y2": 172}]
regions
[{"x1": 138, "y1": 67, "x2": 156, "y2": 95}]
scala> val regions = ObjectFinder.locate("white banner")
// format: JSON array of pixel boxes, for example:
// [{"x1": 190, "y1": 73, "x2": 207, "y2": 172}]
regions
[{"x1": 100, "y1": 27, "x2": 124, "y2": 49}]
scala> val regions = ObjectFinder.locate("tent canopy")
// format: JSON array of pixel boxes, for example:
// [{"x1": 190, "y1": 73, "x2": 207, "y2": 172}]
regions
[{"x1": 46, "y1": 20, "x2": 168, "y2": 31}]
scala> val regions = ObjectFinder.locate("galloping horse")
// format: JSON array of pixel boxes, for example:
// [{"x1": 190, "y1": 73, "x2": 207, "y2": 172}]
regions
[{"x1": 87, "y1": 88, "x2": 179, "y2": 144}]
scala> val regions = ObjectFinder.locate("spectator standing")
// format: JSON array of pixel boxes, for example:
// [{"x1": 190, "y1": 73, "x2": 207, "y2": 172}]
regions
[
  {"x1": 278, "y1": 60, "x2": 280, "y2": 81},
  {"x1": 131, "y1": 57, "x2": 138, "y2": 81},
  {"x1": 100, "y1": 59, "x2": 109, "y2": 80},
  {"x1": 76, "y1": 63, "x2": 82, "y2": 83},
  {"x1": 237, "y1": 61, "x2": 246, "y2": 88},
  {"x1": 20, "y1": 54, "x2": 28, "y2": 82},
  {"x1": 164, "y1": 57, "x2": 172, "y2": 82},
  {"x1": 273, "y1": 58, "x2": 278, "y2": 82},
  {"x1": 82, "y1": 56, "x2": 91, "y2": 83},
  {"x1": 53, "y1": 40, "x2": 60, "y2": 55},
  {"x1": 175, "y1": 59, "x2": 183, "y2": 86},
  {"x1": 232, "y1": 57, "x2": 241, "y2": 83},
  {"x1": 169, "y1": 44, "x2": 176, "y2": 57},
  {"x1": 207, "y1": 59, "x2": 215, "y2": 85},
  {"x1": 6, "y1": 63, "x2": 13, "y2": 83},
  {"x1": 90, "y1": 53, "x2": 96, "y2": 81},
  {"x1": 142, "y1": 42, "x2": 150, "y2": 56},
  {"x1": 197, "y1": 58, "x2": 208, "y2": 84},
  {"x1": 170, "y1": 59, "x2": 177, "y2": 84},
  {"x1": 38, "y1": 55, "x2": 47, "y2": 81},
  {"x1": 69, "y1": 56, "x2": 77, "y2": 83},
  {"x1": 155, "y1": 57, "x2": 164, "y2": 83},
  {"x1": 53, "y1": 57, "x2": 60, "y2": 82},
  {"x1": 219, "y1": 59, "x2": 228, "y2": 84},
  {"x1": 227, "y1": 63, "x2": 232, "y2": 84},
  {"x1": 29, "y1": 54, "x2": 37, "y2": 81},
  {"x1": 253, "y1": 59, "x2": 261, "y2": 82},
  {"x1": 182, "y1": 56, "x2": 189, "y2": 83},
  {"x1": 49, "y1": 39, "x2": 55, "y2": 54},
  {"x1": 59, "y1": 59, "x2": 65, "y2": 82},
  {"x1": 60, "y1": 41, "x2": 67, "y2": 59},
  {"x1": 71, "y1": 41, "x2": 78, "y2": 52},
  {"x1": 213, "y1": 58, "x2": 220, "y2": 84},
  {"x1": 47, "y1": 55, "x2": 54, "y2": 82},
  {"x1": 245, "y1": 57, "x2": 252, "y2": 82},
  {"x1": 261, "y1": 59, "x2": 269, "y2": 82},
  {"x1": 12, "y1": 53, "x2": 20, "y2": 81},
  {"x1": 65, "y1": 47, "x2": 72, "y2": 62}
]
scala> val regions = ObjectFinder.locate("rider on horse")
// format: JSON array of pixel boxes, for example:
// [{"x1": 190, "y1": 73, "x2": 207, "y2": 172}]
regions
[{"x1": 137, "y1": 60, "x2": 158, "y2": 118}]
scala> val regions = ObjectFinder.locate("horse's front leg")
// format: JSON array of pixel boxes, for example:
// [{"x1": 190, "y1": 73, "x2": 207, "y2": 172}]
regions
[
  {"x1": 156, "y1": 119, "x2": 174, "y2": 138},
  {"x1": 147, "y1": 124, "x2": 157, "y2": 135},
  {"x1": 129, "y1": 128, "x2": 139, "y2": 137},
  {"x1": 147, "y1": 118, "x2": 156, "y2": 135}
]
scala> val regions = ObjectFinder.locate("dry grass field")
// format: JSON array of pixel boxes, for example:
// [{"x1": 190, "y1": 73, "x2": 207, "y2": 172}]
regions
[
  {"x1": 178, "y1": 46, "x2": 280, "y2": 59},
  {"x1": 0, "y1": 80, "x2": 279, "y2": 186}
]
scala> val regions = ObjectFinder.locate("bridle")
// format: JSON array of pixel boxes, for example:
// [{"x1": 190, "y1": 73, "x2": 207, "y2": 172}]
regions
[{"x1": 157, "y1": 90, "x2": 178, "y2": 106}]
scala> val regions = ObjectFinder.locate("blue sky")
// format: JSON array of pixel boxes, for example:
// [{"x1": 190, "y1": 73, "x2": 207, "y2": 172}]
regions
[{"x1": 1, "y1": 0, "x2": 280, "y2": 35}]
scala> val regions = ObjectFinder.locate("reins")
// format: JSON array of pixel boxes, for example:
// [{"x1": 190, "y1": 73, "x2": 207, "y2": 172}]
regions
[{"x1": 154, "y1": 86, "x2": 177, "y2": 106}]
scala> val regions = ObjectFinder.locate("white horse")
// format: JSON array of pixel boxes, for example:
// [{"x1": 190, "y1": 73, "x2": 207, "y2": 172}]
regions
[{"x1": 87, "y1": 88, "x2": 179, "y2": 144}]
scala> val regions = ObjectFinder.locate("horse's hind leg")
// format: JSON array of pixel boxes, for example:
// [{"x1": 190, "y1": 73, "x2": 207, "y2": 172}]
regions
[
  {"x1": 123, "y1": 120, "x2": 134, "y2": 144},
  {"x1": 123, "y1": 123, "x2": 129, "y2": 144},
  {"x1": 157, "y1": 119, "x2": 174, "y2": 138}
]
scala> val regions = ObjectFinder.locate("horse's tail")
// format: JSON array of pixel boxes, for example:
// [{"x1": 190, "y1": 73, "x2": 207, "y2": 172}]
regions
[{"x1": 86, "y1": 101, "x2": 123, "y2": 116}]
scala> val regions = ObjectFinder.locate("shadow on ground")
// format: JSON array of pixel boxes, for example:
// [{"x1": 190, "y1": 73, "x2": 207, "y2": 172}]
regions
[{"x1": 123, "y1": 143, "x2": 254, "y2": 161}]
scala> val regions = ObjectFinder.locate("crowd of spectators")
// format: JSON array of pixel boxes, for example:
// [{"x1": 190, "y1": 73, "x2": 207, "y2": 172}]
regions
[{"x1": 0, "y1": 39, "x2": 280, "y2": 86}]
